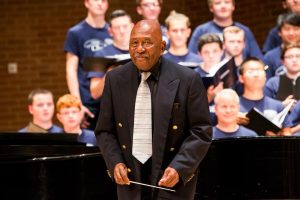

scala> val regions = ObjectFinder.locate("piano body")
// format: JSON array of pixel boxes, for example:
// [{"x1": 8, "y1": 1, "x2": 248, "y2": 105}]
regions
[{"x1": 0, "y1": 133, "x2": 299, "y2": 200}]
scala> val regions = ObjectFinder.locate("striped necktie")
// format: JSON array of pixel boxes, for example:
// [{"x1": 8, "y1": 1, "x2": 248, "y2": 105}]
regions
[{"x1": 132, "y1": 72, "x2": 152, "y2": 164}]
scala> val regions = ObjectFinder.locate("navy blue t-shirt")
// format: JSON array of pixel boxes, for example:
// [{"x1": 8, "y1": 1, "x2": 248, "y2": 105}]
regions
[
  {"x1": 163, "y1": 51, "x2": 201, "y2": 67},
  {"x1": 77, "y1": 129, "x2": 97, "y2": 146},
  {"x1": 213, "y1": 126, "x2": 257, "y2": 139},
  {"x1": 286, "y1": 101, "x2": 300, "y2": 135},
  {"x1": 263, "y1": 26, "x2": 281, "y2": 53},
  {"x1": 263, "y1": 46, "x2": 283, "y2": 78},
  {"x1": 64, "y1": 20, "x2": 113, "y2": 108},
  {"x1": 88, "y1": 44, "x2": 129, "y2": 78},
  {"x1": 188, "y1": 20, "x2": 262, "y2": 59}
]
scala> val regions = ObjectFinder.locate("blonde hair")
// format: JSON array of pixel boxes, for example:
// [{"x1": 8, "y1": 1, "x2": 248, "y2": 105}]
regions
[
  {"x1": 214, "y1": 89, "x2": 239, "y2": 105},
  {"x1": 56, "y1": 94, "x2": 81, "y2": 113},
  {"x1": 165, "y1": 10, "x2": 190, "y2": 29},
  {"x1": 223, "y1": 26, "x2": 245, "y2": 41}
]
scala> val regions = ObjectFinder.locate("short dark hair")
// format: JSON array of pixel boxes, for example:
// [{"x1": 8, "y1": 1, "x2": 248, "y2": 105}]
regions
[
  {"x1": 28, "y1": 88, "x2": 53, "y2": 104},
  {"x1": 197, "y1": 33, "x2": 222, "y2": 52},
  {"x1": 239, "y1": 57, "x2": 266, "y2": 75},
  {"x1": 109, "y1": 9, "x2": 131, "y2": 26},
  {"x1": 278, "y1": 12, "x2": 300, "y2": 30}
]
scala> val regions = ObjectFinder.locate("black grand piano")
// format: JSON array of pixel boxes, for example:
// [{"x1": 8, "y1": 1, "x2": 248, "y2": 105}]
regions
[{"x1": 0, "y1": 133, "x2": 299, "y2": 200}]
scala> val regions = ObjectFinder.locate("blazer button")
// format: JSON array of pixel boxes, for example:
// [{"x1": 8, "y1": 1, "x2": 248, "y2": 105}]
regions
[
  {"x1": 170, "y1": 147, "x2": 175, "y2": 152},
  {"x1": 122, "y1": 145, "x2": 126, "y2": 150},
  {"x1": 106, "y1": 169, "x2": 112, "y2": 178},
  {"x1": 127, "y1": 168, "x2": 132, "y2": 173},
  {"x1": 172, "y1": 125, "x2": 178, "y2": 130},
  {"x1": 118, "y1": 122, "x2": 123, "y2": 128}
]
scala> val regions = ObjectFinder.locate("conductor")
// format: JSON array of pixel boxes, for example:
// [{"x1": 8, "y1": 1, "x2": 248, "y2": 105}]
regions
[{"x1": 95, "y1": 19, "x2": 212, "y2": 200}]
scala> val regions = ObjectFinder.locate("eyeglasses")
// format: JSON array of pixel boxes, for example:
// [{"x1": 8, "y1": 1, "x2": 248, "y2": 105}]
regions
[
  {"x1": 140, "y1": 2, "x2": 160, "y2": 8},
  {"x1": 284, "y1": 54, "x2": 300, "y2": 60},
  {"x1": 60, "y1": 110, "x2": 80, "y2": 116},
  {"x1": 244, "y1": 68, "x2": 266, "y2": 76}
]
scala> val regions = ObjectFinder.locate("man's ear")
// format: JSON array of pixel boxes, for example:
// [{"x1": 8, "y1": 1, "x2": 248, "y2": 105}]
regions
[
  {"x1": 136, "y1": 6, "x2": 142, "y2": 16},
  {"x1": 57, "y1": 113, "x2": 62, "y2": 124},
  {"x1": 278, "y1": 30, "x2": 282, "y2": 39},
  {"x1": 282, "y1": 1, "x2": 287, "y2": 9},
  {"x1": 28, "y1": 105, "x2": 33, "y2": 115},
  {"x1": 186, "y1": 28, "x2": 191, "y2": 37},
  {"x1": 108, "y1": 27, "x2": 113, "y2": 37},
  {"x1": 160, "y1": 41, "x2": 166, "y2": 54},
  {"x1": 239, "y1": 75, "x2": 244, "y2": 84}
]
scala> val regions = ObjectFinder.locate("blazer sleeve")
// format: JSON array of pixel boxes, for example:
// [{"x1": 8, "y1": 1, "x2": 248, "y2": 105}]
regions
[
  {"x1": 94, "y1": 72, "x2": 125, "y2": 176},
  {"x1": 169, "y1": 73, "x2": 212, "y2": 185}
]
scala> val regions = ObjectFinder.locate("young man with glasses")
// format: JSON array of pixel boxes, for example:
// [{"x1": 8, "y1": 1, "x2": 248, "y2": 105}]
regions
[
  {"x1": 136, "y1": 0, "x2": 169, "y2": 46},
  {"x1": 56, "y1": 94, "x2": 97, "y2": 146},
  {"x1": 264, "y1": 44, "x2": 300, "y2": 105},
  {"x1": 237, "y1": 58, "x2": 289, "y2": 136}
]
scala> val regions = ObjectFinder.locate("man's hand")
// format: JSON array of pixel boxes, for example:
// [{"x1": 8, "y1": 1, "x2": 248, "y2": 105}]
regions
[
  {"x1": 282, "y1": 95, "x2": 296, "y2": 108},
  {"x1": 80, "y1": 105, "x2": 94, "y2": 128},
  {"x1": 158, "y1": 167, "x2": 179, "y2": 188},
  {"x1": 237, "y1": 112, "x2": 249, "y2": 125},
  {"x1": 114, "y1": 163, "x2": 130, "y2": 185},
  {"x1": 207, "y1": 82, "x2": 224, "y2": 103}
]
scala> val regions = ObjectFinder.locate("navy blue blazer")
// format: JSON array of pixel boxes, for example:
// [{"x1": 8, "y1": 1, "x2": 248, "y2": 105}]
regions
[{"x1": 95, "y1": 57, "x2": 212, "y2": 200}]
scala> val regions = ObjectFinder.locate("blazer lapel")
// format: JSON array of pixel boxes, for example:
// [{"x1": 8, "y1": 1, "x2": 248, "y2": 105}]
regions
[
  {"x1": 116, "y1": 63, "x2": 138, "y2": 142},
  {"x1": 152, "y1": 61, "x2": 180, "y2": 183}
]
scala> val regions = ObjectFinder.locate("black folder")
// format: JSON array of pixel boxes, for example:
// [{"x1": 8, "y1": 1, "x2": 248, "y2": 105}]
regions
[
  {"x1": 201, "y1": 57, "x2": 237, "y2": 89},
  {"x1": 83, "y1": 55, "x2": 131, "y2": 72},
  {"x1": 277, "y1": 75, "x2": 300, "y2": 101},
  {"x1": 245, "y1": 108, "x2": 281, "y2": 136}
]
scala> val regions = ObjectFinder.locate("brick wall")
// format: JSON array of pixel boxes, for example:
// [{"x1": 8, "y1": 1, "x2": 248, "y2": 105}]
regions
[{"x1": 0, "y1": 0, "x2": 283, "y2": 131}]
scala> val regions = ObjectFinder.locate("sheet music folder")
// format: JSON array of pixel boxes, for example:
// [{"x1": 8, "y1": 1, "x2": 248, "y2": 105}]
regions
[
  {"x1": 83, "y1": 54, "x2": 131, "y2": 72},
  {"x1": 245, "y1": 108, "x2": 281, "y2": 136},
  {"x1": 201, "y1": 57, "x2": 237, "y2": 89}
]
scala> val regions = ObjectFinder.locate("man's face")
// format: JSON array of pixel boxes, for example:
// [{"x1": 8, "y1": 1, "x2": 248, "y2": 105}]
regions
[
  {"x1": 57, "y1": 107, "x2": 83, "y2": 131},
  {"x1": 209, "y1": 0, "x2": 235, "y2": 20},
  {"x1": 29, "y1": 94, "x2": 54, "y2": 124},
  {"x1": 85, "y1": 0, "x2": 108, "y2": 16},
  {"x1": 283, "y1": 0, "x2": 300, "y2": 14},
  {"x1": 166, "y1": 20, "x2": 191, "y2": 48},
  {"x1": 283, "y1": 47, "x2": 300, "y2": 74},
  {"x1": 109, "y1": 16, "x2": 134, "y2": 48},
  {"x1": 223, "y1": 32, "x2": 245, "y2": 57},
  {"x1": 199, "y1": 42, "x2": 223, "y2": 69},
  {"x1": 239, "y1": 61, "x2": 266, "y2": 91},
  {"x1": 215, "y1": 94, "x2": 239, "y2": 125},
  {"x1": 279, "y1": 23, "x2": 300, "y2": 44},
  {"x1": 129, "y1": 21, "x2": 166, "y2": 71},
  {"x1": 137, "y1": 0, "x2": 161, "y2": 20}
]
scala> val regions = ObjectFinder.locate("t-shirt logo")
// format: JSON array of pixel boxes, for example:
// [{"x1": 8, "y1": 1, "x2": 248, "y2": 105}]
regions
[{"x1": 84, "y1": 38, "x2": 113, "y2": 52}]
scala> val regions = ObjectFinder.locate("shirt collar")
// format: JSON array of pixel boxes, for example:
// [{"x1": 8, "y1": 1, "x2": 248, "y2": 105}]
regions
[{"x1": 137, "y1": 58, "x2": 161, "y2": 81}]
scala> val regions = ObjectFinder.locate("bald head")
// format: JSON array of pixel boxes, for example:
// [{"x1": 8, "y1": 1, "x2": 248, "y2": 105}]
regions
[
  {"x1": 129, "y1": 19, "x2": 166, "y2": 71},
  {"x1": 131, "y1": 19, "x2": 162, "y2": 40}
]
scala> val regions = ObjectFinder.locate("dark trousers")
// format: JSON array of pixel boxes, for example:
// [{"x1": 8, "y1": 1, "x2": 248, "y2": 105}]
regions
[{"x1": 141, "y1": 157, "x2": 153, "y2": 200}]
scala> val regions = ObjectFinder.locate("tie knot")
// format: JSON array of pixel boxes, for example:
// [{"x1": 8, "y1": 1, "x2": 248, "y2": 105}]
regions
[{"x1": 141, "y1": 72, "x2": 151, "y2": 82}]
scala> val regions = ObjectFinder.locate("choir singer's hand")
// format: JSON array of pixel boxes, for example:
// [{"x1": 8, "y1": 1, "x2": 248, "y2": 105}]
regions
[
  {"x1": 114, "y1": 163, "x2": 130, "y2": 185},
  {"x1": 158, "y1": 167, "x2": 179, "y2": 188}
]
